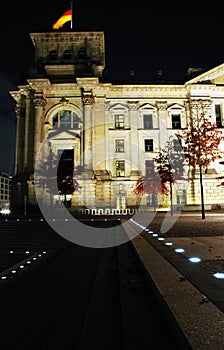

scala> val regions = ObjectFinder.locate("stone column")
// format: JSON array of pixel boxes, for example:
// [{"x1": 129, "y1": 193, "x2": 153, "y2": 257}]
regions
[
  {"x1": 15, "y1": 105, "x2": 24, "y2": 174},
  {"x1": 33, "y1": 95, "x2": 46, "y2": 166},
  {"x1": 129, "y1": 101, "x2": 140, "y2": 173},
  {"x1": 156, "y1": 101, "x2": 168, "y2": 149},
  {"x1": 81, "y1": 88, "x2": 94, "y2": 172},
  {"x1": 24, "y1": 91, "x2": 32, "y2": 172}
]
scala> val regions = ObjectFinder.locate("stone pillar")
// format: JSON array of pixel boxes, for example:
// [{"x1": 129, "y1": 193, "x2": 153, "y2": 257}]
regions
[
  {"x1": 33, "y1": 95, "x2": 46, "y2": 166},
  {"x1": 129, "y1": 101, "x2": 140, "y2": 172},
  {"x1": 81, "y1": 88, "x2": 94, "y2": 172},
  {"x1": 156, "y1": 101, "x2": 168, "y2": 149},
  {"x1": 15, "y1": 102, "x2": 26, "y2": 174},
  {"x1": 24, "y1": 91, "x2": 32, "y2": 171}
]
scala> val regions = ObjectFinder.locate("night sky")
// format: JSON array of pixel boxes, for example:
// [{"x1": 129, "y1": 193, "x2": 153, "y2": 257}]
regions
[{"x1": 0, "y1": 1, "x2": 223, "y2": 175}]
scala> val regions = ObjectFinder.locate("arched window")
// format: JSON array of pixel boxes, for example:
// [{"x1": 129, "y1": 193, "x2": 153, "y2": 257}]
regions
[
  {"x1": 52, "y1": 110, "x2": 80, "y2": 130},
  {"x1": 78, "y1": 47, "x2": 86, "y2": 59},
  {"x1": 49, "y1": 50, "x2": 57, "y2": 60},
  {"x1": 63, "y1": 49, "x2": 72, "y2": 60}
]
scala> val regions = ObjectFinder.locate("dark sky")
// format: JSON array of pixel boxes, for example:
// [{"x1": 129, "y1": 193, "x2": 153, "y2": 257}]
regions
[{"x1": 0, "y1": 1, "x2": 223, "y2": 175}]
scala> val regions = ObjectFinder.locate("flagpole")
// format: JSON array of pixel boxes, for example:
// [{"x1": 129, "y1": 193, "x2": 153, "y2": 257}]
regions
[{"x1": 70, "y1": 1, "x2": 73, "y2": 29}]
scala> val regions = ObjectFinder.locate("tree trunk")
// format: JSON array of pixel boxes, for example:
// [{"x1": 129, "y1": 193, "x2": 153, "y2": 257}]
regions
[
  {"x1": 170, "y1": 182, "x2": 173, "y2": 216},
  {"x1": 199, "y1": 164, "x2": 205, "y2": 220}
]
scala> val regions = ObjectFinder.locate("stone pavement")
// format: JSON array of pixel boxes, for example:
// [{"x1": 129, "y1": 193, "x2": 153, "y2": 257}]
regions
[{"x1": 123, "y1": 210, "x2": 224, "y2": 350}]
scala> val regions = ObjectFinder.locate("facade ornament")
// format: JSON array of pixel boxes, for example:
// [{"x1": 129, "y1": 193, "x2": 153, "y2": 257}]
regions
[
  {"x1": 128, "y1": 101, "x2": 139, "y2": 110},
  {"x1": 34, "y1": 95, "x2": 47, "y2": 108},
  {"x1": 81, "y1": 88, "x2": 94, "y2": 105},
  {"x1": 156, "y1": 101, "x2": 167, "y2": 111},
  {"x1": 59, "y1": 96, "x2": 69, "y2": 106},
  {"x1": 15, "y1": 105, "x2": 21, "y2": 118}
]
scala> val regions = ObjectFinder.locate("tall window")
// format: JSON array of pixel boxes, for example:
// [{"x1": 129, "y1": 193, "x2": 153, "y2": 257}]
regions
[
  {"x1": 48, "y1": 50, "x2": 57, "y2": 60},
  {"x1": 143, "y1": 114, "x2": 153, "y2": 129},
  {"x1": 145, "y1": 160, "x2": 154, "y2": 177},
  {"x1": 115, "y1": 115, "x2": 124, "y2": 129},
  {"x1": 78, "y1": 47, "x2": 86, "y2": 59},
  {"x1": 176, "y1": 189, "x2": 186, "y2": 205},
  {"x1": 52, "y1": 110, "x2": 80, "y2": 129},
  {"x1": 63, "y1": 49, "x2": 72, "y2": 60},
  {"x1": 115, "y1": 139, "x2": 124, "y2": 152},
  {"x1": 144, "y1": 139, "x2": 153, "y2": 152},
  {"x1": 116, "y1": 161, "x2": 125, "y2": 177},
  {"x1": 215, "y1": 104, "x2": 222, "y2": 128},
  {"x1": 172, "y1": 114, "x2": 181, "y2": 129}
]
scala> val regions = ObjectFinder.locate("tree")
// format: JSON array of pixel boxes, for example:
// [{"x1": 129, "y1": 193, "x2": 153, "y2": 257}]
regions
[
  {"x1": 34, "y1": 142, "x2": 58, "y2": 207},
  {"x1": 133, "y1": 138, "x2": 186, "y2": 213},
  {"x1": 58, "y1": 173, "x2": 81, "y2": 207},
  {"x1": 154, "y1": 138, "x2": 186, "y2": 215},
  {"x1": 177, "y1": 100, "x2": 224, "y2": 219},
  {"x1": 35, "y1": 141, "x2": 81, "y2": 208},
  {"x1": 133, "y1": 170, "x2": 169, "y2": 212}
]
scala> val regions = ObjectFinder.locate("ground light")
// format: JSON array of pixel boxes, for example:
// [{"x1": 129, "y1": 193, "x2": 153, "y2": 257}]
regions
[
  {"x1": 174, "y1": 248, "x2": 185, "y2": 253},
  {"x1": 188, "y1": 256, "x2": 201, "y2": 263},
  {"x1": 213, "y1": 272, "x2": 224, "y2": 279}
]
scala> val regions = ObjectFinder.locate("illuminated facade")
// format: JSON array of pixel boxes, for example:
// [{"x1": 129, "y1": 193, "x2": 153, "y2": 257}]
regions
[
  {"x1": 10, "y1": 30, "x2": 224, "y2": 213},
  {"x1": 0, "y1": 173, "x2": 11, "y2": 211}
]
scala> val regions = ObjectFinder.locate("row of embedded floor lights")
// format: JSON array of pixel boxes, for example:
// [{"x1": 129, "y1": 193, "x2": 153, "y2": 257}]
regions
[
  {"x1": 0, "y1": 250, "x2": 47, "y2": 281},
  {"x1": 130, "y1": 218, "x2": 224, "y2": 280}
]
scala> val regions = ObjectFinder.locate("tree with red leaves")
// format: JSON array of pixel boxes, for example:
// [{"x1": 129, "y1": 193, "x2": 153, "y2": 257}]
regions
[
  {"x1": 154, "y1": 138, "x2": 186, "y2": 215},
  {"x1": 177, "y1": 100, "x2": 224, "y2": 219},
  {"x1": 133, "y1": 137, "x2": 186, "y2": 213},
  {"x1": 133, "y1": 171, "x2": 168, "y2": 212}
]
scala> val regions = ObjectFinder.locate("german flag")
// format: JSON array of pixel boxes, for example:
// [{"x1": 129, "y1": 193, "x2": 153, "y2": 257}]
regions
[{"x1": 53, "y1": 10, "x2": 72, "y2": 29}]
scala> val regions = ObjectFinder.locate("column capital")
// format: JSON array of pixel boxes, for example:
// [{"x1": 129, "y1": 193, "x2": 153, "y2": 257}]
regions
[
  {"x1": 128, "y1": 101, "x2": 139, "y2": 110},
  {"x1": 81, "y1": 88, "x2": 94, "y2": 105},
  {"x1": 156, "y1": 101, "x2": 167, "y2": 111},
  {"x1": 34, "y1": 95, "x2": 47, "y2": 108}
]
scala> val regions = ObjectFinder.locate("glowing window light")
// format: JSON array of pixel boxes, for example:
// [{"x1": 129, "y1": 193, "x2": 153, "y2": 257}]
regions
[
  {"x1": 188, "y1": 256, "x2": 201, "y2": 263},
  {"x1": 0, "y1": 208, "x2": 10, "y2": 215},
  {"x1": 213, "y1": 272, "x2": 224, "y2": 279},
  {"x1": 175, "y1": 248, "x2": 185, "y2": 253}
]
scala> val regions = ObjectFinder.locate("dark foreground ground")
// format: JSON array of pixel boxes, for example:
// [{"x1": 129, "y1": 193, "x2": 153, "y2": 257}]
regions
[{"x1": 0, "y1": 217, "x2": 183, "y2": 350}]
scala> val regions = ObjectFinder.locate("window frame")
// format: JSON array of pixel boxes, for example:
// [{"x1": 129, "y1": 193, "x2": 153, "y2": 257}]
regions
[{"x1": 144, "y1": 139, "x2": 154, "y2": 152}]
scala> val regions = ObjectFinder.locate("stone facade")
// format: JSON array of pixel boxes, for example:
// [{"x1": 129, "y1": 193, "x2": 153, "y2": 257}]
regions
[{"x1": 10, "y1": 30, "x2": 224, "y2": 213}]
